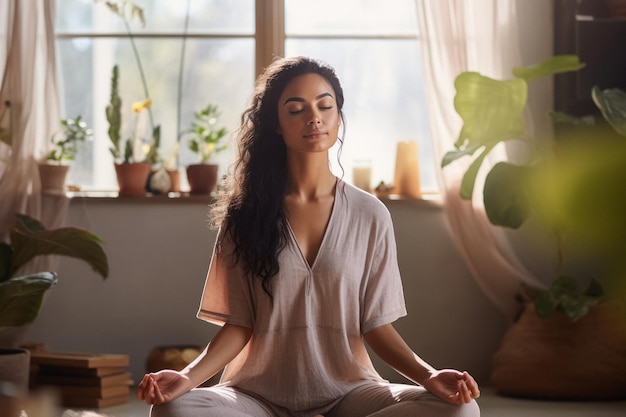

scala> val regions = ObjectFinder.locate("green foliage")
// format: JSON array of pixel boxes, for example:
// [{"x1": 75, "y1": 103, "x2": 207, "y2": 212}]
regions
[
  {"x1": 143, "y1": 125, "x2": 161, "y2": 165},
  {"x1": 483, "y1": 162, "x2": 531, "y2": 228},
  {"x1": 0, "y1": 272, "x2": 58, "y2": 327},
  {"x1": 592, "y1": 86, "x2": 626, "y2": 136},
  {"x1": 0, "y1": 214, "x2": 109, "y2": 327},
  {"x1": 534, "y1": 276, "x2": 604, "y2": 321},
  {"x1": 46, "y1": 116, "x2": 93, "y2": 163},
  {"x1": 442, "y1": 54, "x2": 626, "y2": 320},
  {"x1": 106, "y1": 64, "x2": 123, "y2": 161},
  {"x1": 183, "y1": 104, "x2": 228, "y2": 164},
  {"x1": 442, "y1": 55, "x2": 585, "y2": 202}
]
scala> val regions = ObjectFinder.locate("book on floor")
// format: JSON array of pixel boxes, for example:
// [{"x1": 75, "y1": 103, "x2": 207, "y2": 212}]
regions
[
  {"x1": 30, "y1": 351, "x2": 130, "y2": 369},
  {"x1": 28, "y1": 350, "x2": 133, "y2": 408},
  {"x1": 33, "y1": 371, "x2": 132, "y2": 388}
]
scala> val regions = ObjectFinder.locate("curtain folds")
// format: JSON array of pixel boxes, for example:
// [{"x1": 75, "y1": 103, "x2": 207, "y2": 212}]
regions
[
  {"x1": 0, "y1": 0, "x2": 62, "y2": 232},
  {"x1": 0, "y1": 0, "x2": 66, "y2": 272},
  {"x1": 416, "y1": 0, "x2": 546, "y2": 319}
]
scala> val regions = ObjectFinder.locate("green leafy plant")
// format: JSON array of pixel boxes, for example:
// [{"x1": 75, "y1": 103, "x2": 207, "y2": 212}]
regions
[
  {"x1": 46, "y1": 116, "x2": 93, "y2": 163},
  {"x1": 98, "y1": 0, "x2": 161, "y2": 165},
  {"x1": 0, "y1": 214, "x2": 109, "y2": 327},
  {"x1": 183, "y1": 104, "x2": 228, "y2": 164},
  {"x1": 442, "y1": 54, "x2": 626, "y2": 320},
  {"x1": 106, "y1": 64, "x2": 123, "y2": 162}
]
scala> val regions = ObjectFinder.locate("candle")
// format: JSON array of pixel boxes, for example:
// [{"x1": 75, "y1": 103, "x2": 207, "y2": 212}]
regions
[
  {"x1": 352, "y1": 160, "x2": 372, "y2": 192},
  {"x1": 393, "y1": 141, "x2": 421, "y2": 198}
]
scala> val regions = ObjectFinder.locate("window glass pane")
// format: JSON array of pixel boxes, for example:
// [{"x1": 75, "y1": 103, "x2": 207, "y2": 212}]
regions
[
  {"x1": 57, "y1": 0, "x2": 255, "y2": 34},
  {"x1": 285, "y1": 0, "x2": 419, "y2": 36},
  {"x1": 286, "y1": 39, "x2": 436, "y2": 192},
  {"x1": 58, "y1": 37, "x2": 254, "y2": 190}
]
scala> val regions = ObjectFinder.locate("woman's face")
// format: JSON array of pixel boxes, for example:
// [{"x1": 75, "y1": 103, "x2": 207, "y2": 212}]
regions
[{"x1": 276, "y1": 73, "x2": 341, "y2": 155}]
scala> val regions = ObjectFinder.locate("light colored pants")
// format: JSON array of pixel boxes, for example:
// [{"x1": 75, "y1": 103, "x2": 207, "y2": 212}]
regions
[{"x1": 150, "y1": 382, "x2": 480, "y2": 417}]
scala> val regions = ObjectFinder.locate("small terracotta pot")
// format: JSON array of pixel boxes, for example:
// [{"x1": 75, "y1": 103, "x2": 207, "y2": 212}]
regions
[
  {"x1": 114, "y1": 163, "x2": 151, "y2": 196},
  {"x1": 38, "y1": 164, "x2": 69, "y2": 194},
  {"x1": 186, "y1": 164, "x2": 218, "y2": 195}
]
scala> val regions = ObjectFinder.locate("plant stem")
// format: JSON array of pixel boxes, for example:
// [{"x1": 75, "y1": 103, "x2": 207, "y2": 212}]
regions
[
  {"x1": 123, "y1": 17, "x2": 154, "y2": 132},
  {"x1": 555, "y1": 229, "x2": 564, "y2": 276}
]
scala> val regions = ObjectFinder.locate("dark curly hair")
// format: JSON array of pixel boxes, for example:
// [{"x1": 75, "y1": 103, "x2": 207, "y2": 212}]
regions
[{"x1": 210, "y1": 56, "x2": 345, "y2": 298}]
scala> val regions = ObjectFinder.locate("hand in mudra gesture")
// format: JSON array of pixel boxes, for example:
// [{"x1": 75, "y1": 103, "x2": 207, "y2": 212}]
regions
[
  {"x1": 136, "y1": 370, "x2": 194, "y2": 405},
  {"x1": 422, "y1": 369, "x2": 480, "y2": 404}
]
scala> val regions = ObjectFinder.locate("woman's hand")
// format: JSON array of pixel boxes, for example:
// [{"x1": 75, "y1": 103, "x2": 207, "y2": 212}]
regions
[
  {"x1": 136, "y1": 370, "x2": 195, "y2": 405},
  {"x1": 421, "y1": 369, "x2": 480, "y2": 404}
]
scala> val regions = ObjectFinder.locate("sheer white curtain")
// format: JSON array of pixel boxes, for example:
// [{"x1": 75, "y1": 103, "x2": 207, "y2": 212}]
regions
[
  {"x1": 416, "y1": 0, "x2": 545, "y2": 318},
  {"x1": 0, "y1": 0, "x2": 65, "y2": 246}
]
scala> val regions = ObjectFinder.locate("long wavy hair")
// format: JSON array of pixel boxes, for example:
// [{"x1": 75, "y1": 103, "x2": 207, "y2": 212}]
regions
[{"x1": 210, "y1": 56, "x2": 345, "y2": 298}]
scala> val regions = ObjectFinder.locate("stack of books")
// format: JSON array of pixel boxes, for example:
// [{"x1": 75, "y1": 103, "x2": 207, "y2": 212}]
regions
[{"x1": 30, "y1": 350, "x2": 132, "y2": 408}]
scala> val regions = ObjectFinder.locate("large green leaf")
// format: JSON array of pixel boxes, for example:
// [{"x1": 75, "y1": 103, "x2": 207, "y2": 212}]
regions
[
  {"x1": 592, "y1": 86, "x2": 626, "y2": 136},
  {"x1": 459, "y1": 144, "x2": 494, "y2": 200},
  {"x1": 483, "y1": 162, "x2": 531, "y2": 229},
  {"x1": 512, "y1": 55, "x2": 585, "y2": 82},
  {"x1": 0, "y1": 272, "x2": 58, "y2": 327},
  {"x1": 441, "y1": 142, "x2": 483, "y2": 168},
  {"x1": 10, "y1": 227, "x2": 109, "y2": 279},
  {"x1": 453, "y1": 72, "x2": 527, "y2": 151},
  {"x1": 15, "y1": 213, "x2": 46, "y2": 233}
]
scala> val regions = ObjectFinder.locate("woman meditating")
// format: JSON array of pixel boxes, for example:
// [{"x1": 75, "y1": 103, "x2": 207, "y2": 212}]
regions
[{"x1": 137, "y1": 56, "x2": 480, "y2": 417}]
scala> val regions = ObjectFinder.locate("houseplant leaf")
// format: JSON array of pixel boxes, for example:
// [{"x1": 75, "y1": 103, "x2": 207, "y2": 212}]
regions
[
  {"x1": 453, "y1": 72, "x2": 527, "y2": 149},
  {"x1": 459, "y1": 144, "x2": 495, "y2": 199},
  {"x1": 10, "y1": 215, "x2": 109, "y2": 279},
  {"x1": 512, "y1": 55, "x2": 585, "y2": 82},
  {"x1": 450, "y1": 72, "x2": 527, "y2": 197},
  {"x1": 592, "y1": 86, "x2": 626, "y2": 136},
  {"x1": 0, "y1": 272, "x2": 58, "y2": 327},
  {"x1": 483, "y1": 162, "x2": 531, "y2": 229}
]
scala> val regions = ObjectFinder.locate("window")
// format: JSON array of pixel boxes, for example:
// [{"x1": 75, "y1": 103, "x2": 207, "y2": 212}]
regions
[
  {"x1": 56, "y1": 0, "x2": 255, "y2": 190},
  {"x1": 55, "y1": 0, "x2": 435, "y2": 193},
  {"x1": 284, "y1": 0, "x2": 434, "y2": 192}
]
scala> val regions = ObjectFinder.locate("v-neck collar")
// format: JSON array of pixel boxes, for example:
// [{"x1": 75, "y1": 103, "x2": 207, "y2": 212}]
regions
[{"x1": 286, "y1": 179, "x2": 340, "y2": 271}]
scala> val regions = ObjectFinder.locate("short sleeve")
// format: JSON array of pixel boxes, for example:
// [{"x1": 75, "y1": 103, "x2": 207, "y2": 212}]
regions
[
  {"x1": 360, "y1": 214, "x2": 407, "y2": 334},
  {"x1": 197, "y1": 231, "x2": 255, "y2": 329}
]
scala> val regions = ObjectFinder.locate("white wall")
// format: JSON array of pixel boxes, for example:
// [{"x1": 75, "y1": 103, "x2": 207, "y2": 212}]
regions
[{"x1": 23, "y1": 0, "x2": 554, "y2": 387}]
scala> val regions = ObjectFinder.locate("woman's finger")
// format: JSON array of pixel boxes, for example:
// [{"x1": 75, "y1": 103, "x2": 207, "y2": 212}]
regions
[
  {"x1": 136, "y1": 374, "x2": 150, "y2": 400},
  {"x1": 152, "y1": 378, "x2": 165, "y2": 404},
  {"x1": 462, "y1": 371, "x2": 481, "y2": 398}
]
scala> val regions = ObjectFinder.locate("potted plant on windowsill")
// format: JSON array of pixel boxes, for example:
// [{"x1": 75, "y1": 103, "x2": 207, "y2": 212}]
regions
[
  {"x1": 182, "y1": 104, "x2": 229, "y2": 195},
  {"x1": 97, "y1": 0, "x2": 164, "y2": 197},
  {"x1": 38, "y1": 116, "x2": 92, "y2": 194},
  {"x1": 442, "y1": 54, "x2": 626, "y2": 400},
  {"x1": 106, "y1": 64, "x2": 158, "y2": 196},
  {"x1": 0, "y1": 213, "x2": 109, "y2": 392}
]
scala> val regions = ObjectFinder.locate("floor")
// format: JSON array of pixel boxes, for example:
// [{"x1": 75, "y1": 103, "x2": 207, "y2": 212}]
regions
[{"x1": 61, "y1": 388, "x2": 626, "y2": 417}]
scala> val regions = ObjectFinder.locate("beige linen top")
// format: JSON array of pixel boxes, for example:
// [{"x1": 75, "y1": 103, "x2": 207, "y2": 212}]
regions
[{"x1": 197, "y1": 180, "x2": 407, "y2": 412}]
